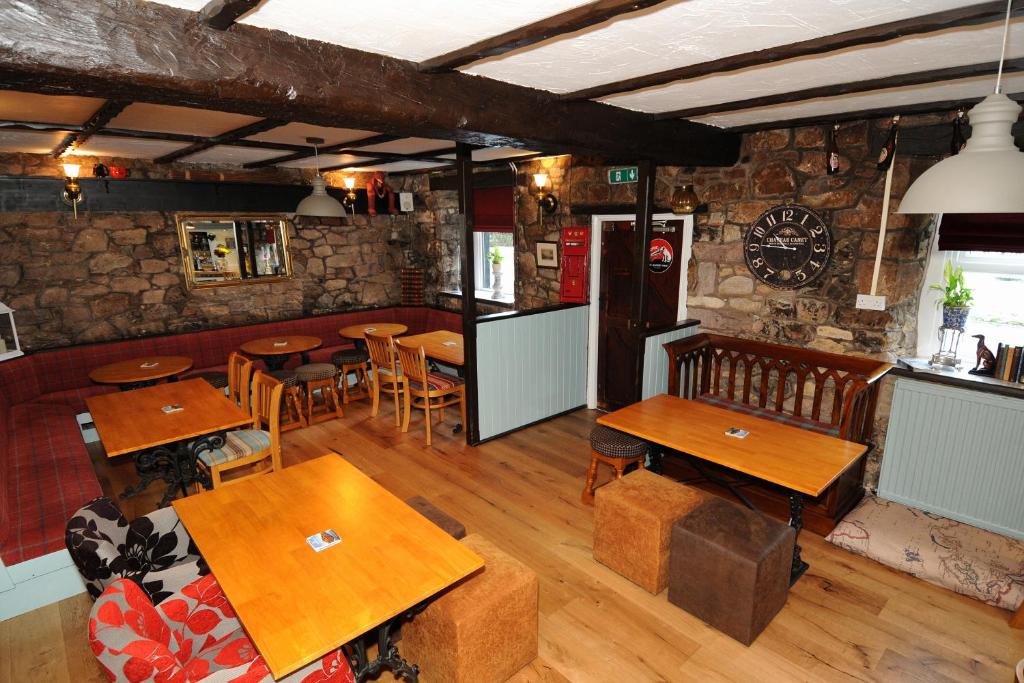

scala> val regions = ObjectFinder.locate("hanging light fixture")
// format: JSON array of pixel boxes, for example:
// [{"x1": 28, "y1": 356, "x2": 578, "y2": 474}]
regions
[
  {"x1": 295, "y1": 137, "x2": 346, "y2": 218},
  {"x1": 899, "y1": 0, "x2": 1024, "y2": 213},
  {"x1": 670, "y1": 184, "x2": 700, "y2": 214}
]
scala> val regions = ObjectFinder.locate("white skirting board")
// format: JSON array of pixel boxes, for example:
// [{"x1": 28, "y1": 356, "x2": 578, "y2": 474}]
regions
[{"x1": 0, "y1": 550, "x2": 88, "y2": 621}]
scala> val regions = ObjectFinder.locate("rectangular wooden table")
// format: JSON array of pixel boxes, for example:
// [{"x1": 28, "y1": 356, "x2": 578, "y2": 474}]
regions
[
  {"x1": 400, "y1": 330, "x2": 464, "y2": 368},
  {"x1": 597, "y1": 394, "x2": 869, "y2": 582},
  {"x1": 174, "y1": 454, "x2": 484, "y2": 681},
  {"x1": 87, "y1": 378, "x2": 251, "y2": 506}
]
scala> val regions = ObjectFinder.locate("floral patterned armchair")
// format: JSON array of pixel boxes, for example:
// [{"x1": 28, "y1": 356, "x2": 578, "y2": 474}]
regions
[
  {"x1": 90, "y1": 576, "x2": 355, "y2": 682},
  {"x1": 65, "y1": 496, "x2": 208, "y2": 604}
]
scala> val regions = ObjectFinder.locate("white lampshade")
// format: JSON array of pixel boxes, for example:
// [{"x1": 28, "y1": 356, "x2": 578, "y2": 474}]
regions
[
  {"x1": 295, "y1": 175, "x2": 346, "y2": 218},
  {"x1": 899, "y1": 93, "x2": 1024, "y2": 213}
]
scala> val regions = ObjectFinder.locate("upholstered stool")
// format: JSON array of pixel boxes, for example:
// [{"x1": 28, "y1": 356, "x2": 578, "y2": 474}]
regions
[
  {"x1": 331, "y1": 349, "x2": 371, "y2": 405},
  {"x1": 295, "y1": 363, "x2": 343, "y2": 424},
  {"x1": 581, "y1": 424, "x2": 649, "y2": 504},
  {"x1": 189, "y1": 370, "x2": 228, "y2": 390},
  {"x1": 402, "y1": 534, "x2": 538, "y2": 683},
  {"x1": 269, "y1": 369, "x2": 306, "y2": 432},
  {"x1": 405, "y1": 495, "x2": 466, "y2": 540},
  {"x1": 668, "y1": 496, "x2": 795, "y2": 645},
  {"x1": 593, "y1": 470, "x2": 707, "y2": 594}
]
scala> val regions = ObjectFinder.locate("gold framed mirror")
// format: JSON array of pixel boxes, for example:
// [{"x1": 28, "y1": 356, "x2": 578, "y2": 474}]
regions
[{"x1": 176, "y1": 213, "x2": 294, "y2": 289}]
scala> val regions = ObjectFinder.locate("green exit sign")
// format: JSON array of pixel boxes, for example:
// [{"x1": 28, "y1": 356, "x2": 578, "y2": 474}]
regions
[{"x1": 608, "y1": 167, "x2": 639, "y2": 184}]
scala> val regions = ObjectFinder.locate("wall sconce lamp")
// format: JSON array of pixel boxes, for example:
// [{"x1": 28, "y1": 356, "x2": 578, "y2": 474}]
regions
[
  {"x1": 533, "y1": 172, "x2": 558, "y2": 216},
  {"x1": 341, "y1": 176, "x2": 358, "y2": 210},
  {"x1": 670, "y1": 183, "x2": 700, "y2": 215},
  {"x1": 62, "y1": 163, "x2": 83, "y2": 218}
]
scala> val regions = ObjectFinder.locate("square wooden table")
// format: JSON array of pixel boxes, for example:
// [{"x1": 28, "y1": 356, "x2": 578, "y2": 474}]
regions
[
  {"x1": 597, "y1": 394, "x2": 869, "y2": 582},
  {"x1": 87, "y1": 379, "x2": 251, "y2": 506},
  {"x1": 173, "y1": 454, "x2": 484, "y2": 681},
  {"x1": 399, "y1": 330, "x2": 464, "y2": 368}
]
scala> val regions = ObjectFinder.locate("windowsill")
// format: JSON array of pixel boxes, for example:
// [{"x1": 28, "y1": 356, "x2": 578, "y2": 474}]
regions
[
  {"x1": 894, "y1": 358, "x2": 1024, "y2": 400},
  {"x1": 440, "y1": 289, "x2": 515, "y2": 308}
]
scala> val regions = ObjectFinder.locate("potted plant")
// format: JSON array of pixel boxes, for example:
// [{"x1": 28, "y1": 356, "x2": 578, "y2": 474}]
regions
[
  {"x1": 487, "y1": 247, "x2": 504, "y2": 298},
  {"x1": 930, "y1": 260, "x2": 973, "y2": 329}
]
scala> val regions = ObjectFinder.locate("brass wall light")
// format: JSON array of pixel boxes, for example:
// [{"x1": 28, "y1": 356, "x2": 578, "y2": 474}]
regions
[
  {"x1": 62, "y1": 163, "x2": 83, "y2": 218},
  {"x1": 341, "y1": 176, "x2": 358, "y2": 212},
  {"x1": 670, "y1": 183, "x2": 699, "y2": 214},
  {"x1": 533, "y1": 172, "x2": 558, "y2": 216}
]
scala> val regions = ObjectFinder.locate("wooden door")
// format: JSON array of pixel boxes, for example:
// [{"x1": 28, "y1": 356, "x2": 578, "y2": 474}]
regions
[
  {"x1": 645, "y1": 220, "x2": 685, "y2": 326},
  {"x1": 597, "y1": 221, "x2": 639, "y2": 409}
]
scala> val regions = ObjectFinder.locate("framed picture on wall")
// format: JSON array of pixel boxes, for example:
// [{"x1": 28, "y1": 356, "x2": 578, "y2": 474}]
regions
[{"x1": 536, "y1": 241, "x2": 559, "y2": 268}]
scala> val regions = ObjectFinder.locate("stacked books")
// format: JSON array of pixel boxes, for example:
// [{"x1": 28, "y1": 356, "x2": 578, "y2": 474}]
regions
[{"x1": 993, "y1": 344, "x2": 1024, "y2": 382}]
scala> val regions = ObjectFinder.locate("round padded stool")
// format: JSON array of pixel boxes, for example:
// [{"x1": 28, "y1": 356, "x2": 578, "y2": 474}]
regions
[
  {"x1": 581, "y1": 424, "x2": 649, "y2": 505},
  {"x1": 190, "y1": 371, "x2": 229, "y2": 390},
  {"x1": 331, "y1": 349, "x2": 372, "y2": 405},
  {"x1": 268, "y1": 369, "x2": 305, "y2": 431},
  {"x1": 296, "y1": 363, "x2": 343, "y2": 424}
]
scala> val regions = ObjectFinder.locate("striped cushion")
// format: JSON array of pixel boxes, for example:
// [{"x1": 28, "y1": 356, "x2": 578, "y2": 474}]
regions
[
  {"x1": 332, "y1": 349, "x2": 370, "y2": 366},
  {"x1": 409, "y1": 371, "x2": 463, "y2": 392},
  {"x1": 695, "y1": 394, "x2": 840, "y2": 437},
  {"x1": 268, "y1": 369, "x2": 297, "y2": 388},
  {"x1": 197, "y1": 430, "x2": 271, "y2": 466},
  {"x1": 296, "y1": 363, "x2": 337, "y2": 382},
  {"x1": 590, "y1": 424, "x2": 649, "y2": 458}
]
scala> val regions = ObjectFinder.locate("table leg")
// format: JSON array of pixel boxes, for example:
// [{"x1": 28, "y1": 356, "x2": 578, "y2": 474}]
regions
[
  {"x1": 122, "y1": 435, "x2": 222, "y2": 507},
  {"x1": 452, "y1": 364, "x2": 465, "y2": 434},
  {"x1": 118, "y1": 380, "x2": 158, "y2": 391},
  {"x1": 264, "y1": 354, "x2": 290, "y2": 372},
  {"x1": 347, "y1": 605, "x2": 424, "y2": 682},
  {"x1": 788, "y1": 492, "x2": 809, "y2": 585}
]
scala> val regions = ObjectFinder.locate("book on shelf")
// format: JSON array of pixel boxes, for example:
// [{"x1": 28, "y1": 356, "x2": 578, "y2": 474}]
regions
[{"x1": 992, "y1": 344, "x2": 1024, "y2": 383}]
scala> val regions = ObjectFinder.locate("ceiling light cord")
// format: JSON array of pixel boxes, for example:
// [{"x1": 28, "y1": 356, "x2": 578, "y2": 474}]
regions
[{"x1": 996, "y1": 0, "x2": 1013, "y2": 94}]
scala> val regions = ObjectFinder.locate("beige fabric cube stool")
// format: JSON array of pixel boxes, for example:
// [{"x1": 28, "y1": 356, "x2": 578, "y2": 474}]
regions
[
  {"x1": 402, "y1": 534, "x2": 539, "y2": 683},
  {"x1": 593, "y1": 469, "x2": 708, "y2": 594}
]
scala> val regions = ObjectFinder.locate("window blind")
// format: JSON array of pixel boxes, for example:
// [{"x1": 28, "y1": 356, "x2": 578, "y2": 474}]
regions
[
  {"x1": 938, "y1": 213, "x2": 1024, "y2": 253},
  {"x1": 472, "y1": 186, "x2": 514, "y2": 233}
]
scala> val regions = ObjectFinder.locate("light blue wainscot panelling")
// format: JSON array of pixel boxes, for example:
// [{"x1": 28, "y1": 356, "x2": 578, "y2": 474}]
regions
[
  {"x1": 878, "y1": 377, "x2": 1024, "y2": 541},
  {"x1": 476, "y1": 305, "x2": 589, "y2": 441},
  {"x1": 641, "y1": 324, "x2": 698, "y2": 400}
]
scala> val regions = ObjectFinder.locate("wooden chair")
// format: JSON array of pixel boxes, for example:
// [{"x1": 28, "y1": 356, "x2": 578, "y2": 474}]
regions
[
  {"x1": 226, "y1": 351, "x2": 253, "y2": 414},
  {"x1": 197, "y1": 370, "x2": 283, "y2": 489},
  {"x1": 366, "y1": 332, "x2": 407, "y2": 427},
  {"x1": 394, "y1": 339, "x2": 466, "y2": 447}
]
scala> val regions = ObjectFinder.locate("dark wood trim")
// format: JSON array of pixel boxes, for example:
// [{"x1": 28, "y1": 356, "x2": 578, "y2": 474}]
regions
[
  {"x1": 562, "y1": 1, "x2": 1024, "y2": 101},
  {"x1": 655, "y1": 58, "x2": 1024, "y2": 120},
  {"x1": 456, "y1": 142, "x2": 481, "y2": 444},
  {"x1": 418, "y1": 0, "x2": 672, "y2": 73},
  {"x1": 429, "y1": 168, "x2": 515, "y2": 192},
  {"x1": 51, "y1": 99, "x2": 129, "y2": 157},
  {"x1": 0, "y1": 0, "x2": 739, "y2": 166},
  {"x1": 242, "y1": 134, "x2": 401, "y2": 169},
  {"x1": 477, "y1": 302, "x2": 588, "y2": 325},
  {"x1": 153, "y1": 117, "x2": 287, "y2": 163},
  {"x1": 570, "y1": 203, "x2": 673, "y2": 216},
  {"x1": 197, "y1": 0, "x2": 263, "y2": 29},
  {"x1": 892, "y1": 363, "x2": 1024, "y2": 400},
  {"x1": 0, "y1": 120, "x2": 79, "y2": 133},
  {"x1": 473, "y1": 404, "x2": 587, "y2": 445},
  {"x1": 94, "y1": 126, "x2": 309, "y2": 152},
  {"x1": 477, "y1": 152, "x2": 547, "y2": 166},
  {"x1": 629, "y1": 159, "x2": 656, "y2": 403},
  {"x1": 640, "y1": 318, "x2": 700, "y2": 339}
]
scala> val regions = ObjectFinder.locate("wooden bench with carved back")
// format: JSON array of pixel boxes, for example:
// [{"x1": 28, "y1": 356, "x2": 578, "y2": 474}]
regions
[{"x1": 663, "y1": 332, "x2": 892, "y2": 534}]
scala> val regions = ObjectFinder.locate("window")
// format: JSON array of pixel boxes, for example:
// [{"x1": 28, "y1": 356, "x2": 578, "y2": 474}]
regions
[{"x1": 473, "y1": 231, "x2": 515, "y2": 304}]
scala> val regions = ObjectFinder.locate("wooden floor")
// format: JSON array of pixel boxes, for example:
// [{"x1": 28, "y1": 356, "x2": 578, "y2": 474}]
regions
[{"x1": 3, "y1": 398, "x2": 1022, "y2": 682}]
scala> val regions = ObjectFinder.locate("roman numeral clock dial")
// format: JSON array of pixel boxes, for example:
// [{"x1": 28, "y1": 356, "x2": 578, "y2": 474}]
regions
[{"x1": 744, "y1": 204, "x2": 833, "y2": 289}]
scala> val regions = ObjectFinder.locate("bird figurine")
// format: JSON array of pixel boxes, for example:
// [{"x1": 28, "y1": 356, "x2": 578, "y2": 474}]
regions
[{"x1": 969, "y1": 334, "x2": 996, "y2": 375}]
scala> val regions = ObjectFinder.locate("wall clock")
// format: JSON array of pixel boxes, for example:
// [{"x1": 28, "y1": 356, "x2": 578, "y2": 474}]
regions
[{"x1": 744, "y1": 204, "x2": 832, "y2": 289}]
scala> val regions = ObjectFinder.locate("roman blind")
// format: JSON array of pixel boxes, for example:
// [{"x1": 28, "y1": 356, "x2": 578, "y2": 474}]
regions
[
  {"x1": 472, "y1": 186, "x2": 513, "y2": 233},
  {"x1": 938, "y1": 213, "x2": 1024, "y2": 253}
]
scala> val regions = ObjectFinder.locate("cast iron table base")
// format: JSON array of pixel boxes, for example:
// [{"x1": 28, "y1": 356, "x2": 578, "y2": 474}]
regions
[
  {"x1": 347, "y1": 604, "x2": 425, "y2": 682},
  {"x1": 121, "y1": 433, "x2": 225, "y2": 507}
]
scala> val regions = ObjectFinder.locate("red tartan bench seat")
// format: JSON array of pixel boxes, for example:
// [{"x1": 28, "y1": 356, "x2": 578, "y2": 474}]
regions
[{"x1": 0, "y1": 305, "x2": 461, "y2": 567}]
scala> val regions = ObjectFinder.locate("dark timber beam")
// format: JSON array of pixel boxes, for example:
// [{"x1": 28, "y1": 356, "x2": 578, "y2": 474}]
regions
[
  {"x1": 153, "y1": 117, "x2": 286, "y2": 163},
  {"x1": 562, "y1": 1, "x2": 1024, "y2": 101},
  {"x1": 51, "y1": 99, "x2": 128, "y2": 157},
  {"x1": 655, "y1": 58, "x2": 1024, "y2": 121},
  {"x1": 243, "y1": 134, "x2": 401, "y2": 169},
  {"x1": 418, "y1": 0, "x2": 672, "y2": 73},
  {"x1": 0, "y1": 0, "x2": 738, "y2": 167},
  {"x1": 456, "y1": 142, "x2": 480, "y2": 444},
  {"x1": 197, "y1": 0, "x2": 262, "y2": 30}
]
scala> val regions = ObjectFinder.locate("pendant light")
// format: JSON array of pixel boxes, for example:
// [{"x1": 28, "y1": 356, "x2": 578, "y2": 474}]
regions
[
  {"x1": 899, "y1": 0, "x2": 1024, "y2": 213},
  {"x1": 295, "y1": 137, "x2": 346, "y2": 218}
]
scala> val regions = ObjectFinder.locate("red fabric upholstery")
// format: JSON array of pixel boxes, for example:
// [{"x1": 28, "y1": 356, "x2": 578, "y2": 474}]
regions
[{"x1": 694, "y1": 394, "x2": 840, "y2": 437}]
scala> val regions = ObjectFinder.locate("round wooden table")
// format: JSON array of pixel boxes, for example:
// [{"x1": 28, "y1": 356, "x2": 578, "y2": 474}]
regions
[
  {"x1": 240, "y1": 335, "x2": 322, "y2": 371},
  {"x1": 338, "y1": 323, "x2": 408, "y2": 341},
  {"x1": 89, "y1": 356, "x2": 194, "y2": 389}
]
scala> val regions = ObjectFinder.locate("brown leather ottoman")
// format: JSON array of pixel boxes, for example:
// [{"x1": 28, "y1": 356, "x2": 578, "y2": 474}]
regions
[
  {"x1": 405, "y1": 495, "x2": 467, "y2": 539},
  {"x1": 402, "y1": 534, "x2": 539, "y2": 683},
  {"x1": 593, "y1": 469, "x2": 707, "y2": 594},
  {"x1": 668, "y1": 496, "x2": 795, "y2": 645}
]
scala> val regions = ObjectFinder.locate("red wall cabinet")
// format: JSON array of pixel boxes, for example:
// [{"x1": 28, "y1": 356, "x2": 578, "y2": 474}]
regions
[{"x1": 559, "y1": 227, "x2": 590, "y2": 303}]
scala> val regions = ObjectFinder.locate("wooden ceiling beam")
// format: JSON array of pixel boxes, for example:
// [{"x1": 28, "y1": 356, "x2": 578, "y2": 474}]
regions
[
  {"x1": 50, "y1": 99, "x2": 129, "y2": 157},
  {"x1": 243, "y1": 134, "x2": 402, "y2": 169},
  {"x1": 197, "y1": 0, "x2": 263, "y2": 30},
  {"x1": 655, "y1": 57, "x2": 1024, "y2": 121},
  {"x1": 152, "y1": 117, "x2": 286, "y2": 163},
  {"x1": 562, "y1": 1, "x2": 1024, "y2": 101},
  {"x1": 0, "y1": 120, "x2": 80, "y2": 133},
  {"x1": 418, "y1": 0, "x2": 672, "y2": 73},
  {"x1": 0, "y1": 0, "x2": 738, "y2": 167}
]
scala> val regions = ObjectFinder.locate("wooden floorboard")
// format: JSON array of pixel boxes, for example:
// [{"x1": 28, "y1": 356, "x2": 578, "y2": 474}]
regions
[{"x1": 2, "y1": 401, "x2": 1021, "y2": 682}]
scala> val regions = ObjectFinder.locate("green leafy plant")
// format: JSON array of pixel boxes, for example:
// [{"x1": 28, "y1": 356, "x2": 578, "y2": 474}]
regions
[
  {"x1": 929, "y1": 260, "x2": 973, "y2": 308},
  {"x1": 487, "y1": 247, "x2": 504, "y2": 265}
]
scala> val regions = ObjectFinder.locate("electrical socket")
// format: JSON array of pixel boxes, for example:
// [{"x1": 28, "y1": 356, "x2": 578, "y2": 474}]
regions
[{"x1": 856, "y1": 294, "x2": 887, "y2": 310}]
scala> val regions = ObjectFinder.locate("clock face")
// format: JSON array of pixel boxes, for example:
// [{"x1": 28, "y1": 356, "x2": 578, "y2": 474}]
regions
[{"x1": 744, "y1": 204, "x2": 832, "y2": 289}]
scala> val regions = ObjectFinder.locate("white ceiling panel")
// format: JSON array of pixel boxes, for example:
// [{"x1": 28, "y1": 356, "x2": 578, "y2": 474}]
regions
[
  {"x1": 182, "y1": 146, "x2": 287, "y2": 165},
  {"x1": 235, "y1": 0, "x2": 591, "y2": 61},
  {"x1": 465, "y1": 0, "x2": 978, "y2": 93},
  {"x1": 352, "y1": 137, "x2": 455, "y2": 154},
  {"x1": 692, "y1": 72, "x2": 1024, "y2": 129},
  {"x1": 351, "y1": 160, "x2": 452, "y2": 172},
  {"x1": 69, "y1": 136, "x2": 190, "y2": 159},
  {"x1": 605, "y1": 20, "x2": 1024, "y2": 113},
  {"x1": 107, "y1": 103, "x2": 261, "y2": 137},
  {"x1": 0, "y1": 130, "x2": 68, "y2": 154},
  {"x1": 245, "y1": 122, "x2": 378, "y2": 147},
  {"x1": 0, "y1": 90, "x2": 105, "y2": 125},
  {"x1": 278, "y1": 154, "x2": 377, "y2": 169}
]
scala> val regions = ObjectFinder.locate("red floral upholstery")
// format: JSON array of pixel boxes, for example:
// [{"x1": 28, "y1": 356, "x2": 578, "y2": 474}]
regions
[{"x1": 90, "y1": 576, "x2": 355, "y2": 683}]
